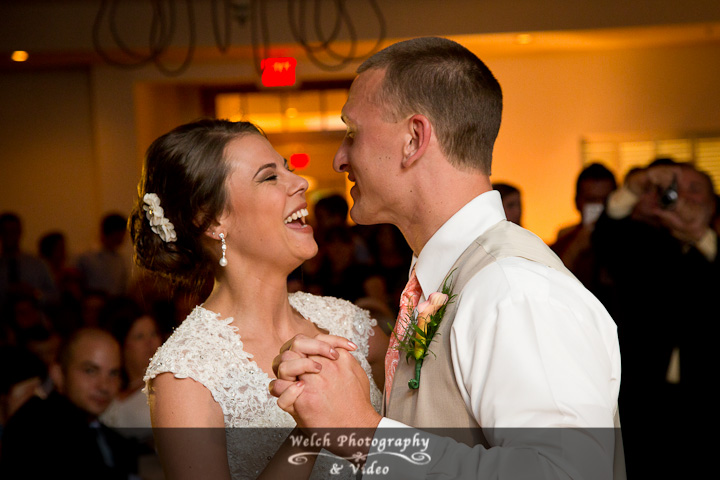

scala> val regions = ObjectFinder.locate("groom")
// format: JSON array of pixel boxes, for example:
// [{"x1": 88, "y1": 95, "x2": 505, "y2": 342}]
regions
[{"x1": 271, "y1": 36, "x2": 624, "y2": 478}]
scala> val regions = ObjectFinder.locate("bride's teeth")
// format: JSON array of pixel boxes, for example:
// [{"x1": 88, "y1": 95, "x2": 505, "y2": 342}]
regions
[{"x1": 285, "y1": 209, "x2": 308, "y2": 225}]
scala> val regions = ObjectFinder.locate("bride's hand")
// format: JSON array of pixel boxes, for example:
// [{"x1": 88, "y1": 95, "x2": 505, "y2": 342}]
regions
[{"x1": 269, "y1": 333, "x2": 356, "y2": 397}]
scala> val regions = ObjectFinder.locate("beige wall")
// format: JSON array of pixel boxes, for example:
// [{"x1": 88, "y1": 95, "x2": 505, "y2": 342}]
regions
[
  {"x1": 2, "y1": 1, "x2": 720, "y2": 254},
  {"x1": 2, "y1": 41, "x2": 720, "y2": 256},
  {"x1": 0, "y1": 69, "x2": 98, "y2": 256},
  {"x1": 487, "y1": 42, "x2": 720, "y2": 241}
]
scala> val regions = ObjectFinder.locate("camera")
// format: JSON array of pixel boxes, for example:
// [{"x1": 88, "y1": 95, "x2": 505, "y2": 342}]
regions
[{"x1": 657, "y1": 175, "x2": 679, "y2": 209}]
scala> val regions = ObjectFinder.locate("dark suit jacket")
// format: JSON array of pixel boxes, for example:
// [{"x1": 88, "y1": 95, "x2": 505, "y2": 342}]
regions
[
  {"x1": 0, "y1": 392, "x2": 139, "y2": 480},
  {"x1": 591, "y1": 213, "x2": 719, "y2": 478}
]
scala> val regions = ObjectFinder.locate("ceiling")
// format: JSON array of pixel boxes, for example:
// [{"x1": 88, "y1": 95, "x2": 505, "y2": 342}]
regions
[{"x1": 4, "y1": 21, "x2": 720, "y2": 71}]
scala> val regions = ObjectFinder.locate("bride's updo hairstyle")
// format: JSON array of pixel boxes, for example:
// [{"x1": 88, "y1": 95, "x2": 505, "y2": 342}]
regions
[{"x1": 130, "y1": 119, "x2": 263, "y2": 291}]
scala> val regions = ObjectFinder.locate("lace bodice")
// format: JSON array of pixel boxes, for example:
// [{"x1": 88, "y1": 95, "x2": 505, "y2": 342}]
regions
[{"x1": 144, "y1": 292, "x2": 382, "y2": 479}]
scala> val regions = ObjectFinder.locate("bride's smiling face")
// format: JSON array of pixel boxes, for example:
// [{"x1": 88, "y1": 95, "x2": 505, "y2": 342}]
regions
[{"x1": 216, "y1": 134, "x2": 317, "y2": 271}]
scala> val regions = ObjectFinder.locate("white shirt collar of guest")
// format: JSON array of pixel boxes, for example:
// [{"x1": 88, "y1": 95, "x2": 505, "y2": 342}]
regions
[{"x1": 411, "y1": 190, "x2": 506, "y2": 298}]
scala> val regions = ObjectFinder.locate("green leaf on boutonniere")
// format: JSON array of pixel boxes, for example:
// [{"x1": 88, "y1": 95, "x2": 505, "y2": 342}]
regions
[{"x1": 394, "y1": 270, "x2": 456, "y2": 389}]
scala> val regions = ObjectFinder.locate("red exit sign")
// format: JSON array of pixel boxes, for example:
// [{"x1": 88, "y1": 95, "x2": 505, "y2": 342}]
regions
[
  {"x1": 290, "y1": 153, "x2": 310, "y2": 169},
  {"x1": 261, "y1": 57, "x2": 297, "y2": 87}
]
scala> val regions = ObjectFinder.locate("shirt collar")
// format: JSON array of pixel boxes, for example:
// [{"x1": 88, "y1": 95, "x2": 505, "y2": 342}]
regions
[{"x1": 412, "y1": 190, "x2": 506, "y2": 298}]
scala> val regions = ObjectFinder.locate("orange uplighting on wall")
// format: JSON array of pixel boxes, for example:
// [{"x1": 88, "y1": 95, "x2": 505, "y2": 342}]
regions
[
  {"x1": 290, "y1": 153, "x2": 310, "y2": 169},
  {"x1": 261, "y1": 57, "x2": 297, "y2": 87},
  {"x1": 515, "y1": 34, "x2": 533, "y2": 45},
  {"x1": 11, "y1": 51, "x2": 29, "y2": 62}
]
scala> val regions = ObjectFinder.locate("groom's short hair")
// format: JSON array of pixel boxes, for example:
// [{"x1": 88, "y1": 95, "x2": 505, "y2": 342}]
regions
[{"x1": 357, "y1": 36, "x2": 503, "y2": 175}]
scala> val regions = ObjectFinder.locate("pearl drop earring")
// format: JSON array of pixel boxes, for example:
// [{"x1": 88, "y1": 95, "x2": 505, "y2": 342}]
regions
[{"x1": 219, "y1": 233, "x2": 228, "y2": 267}]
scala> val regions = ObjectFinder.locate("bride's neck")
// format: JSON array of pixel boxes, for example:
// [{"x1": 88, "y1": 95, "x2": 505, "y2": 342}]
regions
[{"x1": 202, "y1": 267, "x2": 297, "y2": 336}]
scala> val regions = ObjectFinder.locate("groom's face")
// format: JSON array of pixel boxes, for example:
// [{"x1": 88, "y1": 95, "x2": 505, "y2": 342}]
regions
[{"x1": 333, "y1": 68, "x2": 408, "y2": 226}]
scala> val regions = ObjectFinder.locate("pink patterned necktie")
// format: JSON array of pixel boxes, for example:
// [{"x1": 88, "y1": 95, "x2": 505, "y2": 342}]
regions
[{"x1": 385, "y1": 267, "x2": 422, "y2": 400}]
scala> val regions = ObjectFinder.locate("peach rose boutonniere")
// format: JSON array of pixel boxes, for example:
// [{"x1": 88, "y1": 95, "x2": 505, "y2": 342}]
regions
[{"x1": 396, "y1": 272, "x2": 456, "y2": 389}]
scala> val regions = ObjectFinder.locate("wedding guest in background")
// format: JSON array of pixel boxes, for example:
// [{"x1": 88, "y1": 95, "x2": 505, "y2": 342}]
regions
[
  {"x1": 357, "y1": 223, "x2": 413, "y2": 334},
  {"x1": 0, "y1": 327, "x2": 140, "y2": 479},
  {"x1": 312, "y1": 194, "x2": 349, "y2": 239},
  {"x1": 98, "y1": 296, "x2": 161, "y2": 443},
  {"x1": 592, "y1": 159, "x2": 718, "y2": 478},
  {"x1": 80, "y1": 289, "x2": 109, "y2": 328},
  {"x1": 0, "y1": 212, "x2": 58, "y2": 309},
  {"x1": 38, "y1": 231, "x2": 86, "y2": 336},
  {"x1": 2, "y1": 293, "x2": 53, "y2": 347},
  {"x1": 308, "y1": 225, "x2": 378, "y2": 303},
  {"x1": 551, "y1": 162, "x2": 617, "y2": 287},
  {"x1": 17, "y1": 323, "x2": 61, "y2": 396},
  {"x1": 37, "y1": 231, "x2": 68, "y2": 288},
  {"x1": 0, "y1": 346, "x2": 47, "y2": 436},
  {"x1": 76, "y1": 213, "x2": 131, "y2": 297},
  {"x1": 492, "y1": 182, "x2": 522, "y2": 225},
  {"x1": 296, "y1": 194, "x2": 372, "y2": 295}
]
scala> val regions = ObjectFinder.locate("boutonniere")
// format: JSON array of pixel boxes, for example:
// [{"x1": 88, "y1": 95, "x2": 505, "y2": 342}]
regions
[{"x1": 396, "y1": 272, "x2": 456, "y2": 389}]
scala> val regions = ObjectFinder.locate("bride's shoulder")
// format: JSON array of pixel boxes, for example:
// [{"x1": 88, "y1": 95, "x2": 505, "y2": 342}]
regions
[
  {"x1": 288, "y1": 291, "x2": 363, "y2": 315},
  {"x1": 144, "y1": 305, "x2": 246, "y2": 383},
  {"x1": 160, "y1": 306, "x2": 234, "y2": 344},
  {"x1": 288, "y1": 291, "x2": 375, "y2": 332}
]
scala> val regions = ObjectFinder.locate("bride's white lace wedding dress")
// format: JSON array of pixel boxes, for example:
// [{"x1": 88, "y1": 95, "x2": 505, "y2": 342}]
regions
[{"x1": 144, "y1": 291, "x2": 383, "y2": 479}]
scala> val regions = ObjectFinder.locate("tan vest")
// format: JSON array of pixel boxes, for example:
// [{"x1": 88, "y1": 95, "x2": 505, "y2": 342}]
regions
[
  {"x1": 383, "y1": 220, "x2": 625, "y2": 477},
  {"x1": 384, "y1": 221, "x2": 572, "y2": 444}
]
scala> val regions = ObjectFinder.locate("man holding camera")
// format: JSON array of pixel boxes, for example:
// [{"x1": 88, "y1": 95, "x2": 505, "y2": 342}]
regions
[{"x1": 592, "y1": 158, "x2": 718, "y2": 478}]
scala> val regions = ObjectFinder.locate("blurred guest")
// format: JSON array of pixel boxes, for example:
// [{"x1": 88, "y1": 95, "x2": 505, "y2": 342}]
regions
[
  {"x1": 38, "y1": 231, "x2": 86, "y2": 336},
  {"x1": 0, "y1": 213, "x2": 58, "y2": 309},
  {"x1": 98, "y1": 297, "x2": 161, "y2": 441},
  {"x1": 294, "y1": 194, "x2": 372, "y2": 293},
  {"x1": 17, "y1": 324, "x2": 61, "y2": 396},
  {"x1": 75, "y1": 213, "x2": 131, "y2": 297},
  {"x1": 551, "y1": 163, "x2": 616, "y2": 286},
  {"x1": 306, "y1": 226, "x2": 378, "y2": 303},
  {"x1": 80, "y1": 289, "x2": 109, "y2": 328},
  {"x1": 592, "y1": 160, "x2": 718, "y2": 478},
  {"x1": 314, "y1": 194, "x2": 372, "y2": 263},
  {"x1": 492, "y1": 182, "x2": 522, "y2": 225},
  {"x1": 37, "y1": 231, "x2": 68, "y2": 287},
  {"x1": 313, "y1": 194, "x2": 350, "y2": 236},
  {"x1": 0, "y1": 328, "x2": 140, "y2": 479},
  {"x1": 2, "y1": 292, "x2": 52, "y2": 347},
  {"x1": 365, "y1": 225, "x2": 412, "y2": 304},
  {"x1": 0, "y1": 346, "x2": 47, "y2": 435}
]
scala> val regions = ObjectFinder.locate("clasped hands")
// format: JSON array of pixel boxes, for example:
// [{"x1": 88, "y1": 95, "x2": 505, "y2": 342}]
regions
[{"x1": 269, "y1": 334, "x2": 382, "y2": 431}]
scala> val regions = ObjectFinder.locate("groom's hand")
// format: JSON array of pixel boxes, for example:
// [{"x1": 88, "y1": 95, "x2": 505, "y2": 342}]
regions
[
  {"x1": 269, "y1": 333, "x2": 357, "y2": 399},
  {"x1": 283, "y1": 349, "x2": 382, "y2": 430}
]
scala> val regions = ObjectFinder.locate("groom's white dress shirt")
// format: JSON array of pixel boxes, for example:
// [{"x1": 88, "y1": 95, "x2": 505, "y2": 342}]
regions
[{"x1": 374, "y1": 190, "x2": 622, "y2": 479}]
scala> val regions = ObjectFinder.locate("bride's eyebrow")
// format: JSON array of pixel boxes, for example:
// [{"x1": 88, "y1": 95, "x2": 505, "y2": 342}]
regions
[{"x1": 253, "y1": 162, "x2": 276, "y2": 179}]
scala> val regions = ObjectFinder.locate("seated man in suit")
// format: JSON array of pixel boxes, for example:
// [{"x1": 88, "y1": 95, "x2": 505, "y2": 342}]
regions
[{"x1": 0, "y1": 327, "x2": 140, "y2": 479}]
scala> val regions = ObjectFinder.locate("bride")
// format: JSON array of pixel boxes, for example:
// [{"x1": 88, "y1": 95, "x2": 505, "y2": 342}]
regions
[{"x1": 129, "y1": 119, "x2": 387, "y2": 479}]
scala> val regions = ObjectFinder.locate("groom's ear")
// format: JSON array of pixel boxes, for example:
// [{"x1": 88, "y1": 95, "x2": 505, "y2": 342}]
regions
[{"x1": 402, "y1": 114, "x2": 431, "y2": 168}]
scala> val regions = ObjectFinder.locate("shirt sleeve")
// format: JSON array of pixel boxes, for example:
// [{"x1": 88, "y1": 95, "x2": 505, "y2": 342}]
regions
[
  {"x1": 693, "y1": 228, "x2": 717, "y2": 262},
  {"x1": 452, "y1": 262, "x2": 619, "y2": 429},
  {"x1": 370, "y1": 419, "x2": 617, "y2": 479}
]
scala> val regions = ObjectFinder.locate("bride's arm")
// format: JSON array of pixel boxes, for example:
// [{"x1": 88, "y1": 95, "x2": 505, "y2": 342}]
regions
[
  {"x1": 148, "y1": 373, "x2": 231, "y2": 480},
  {"x1": 256, "y1": 427, "x2": 321, "y2": 479}
]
